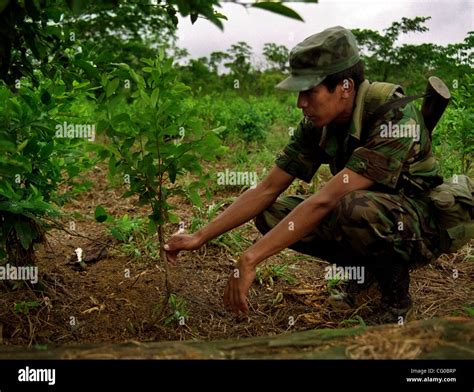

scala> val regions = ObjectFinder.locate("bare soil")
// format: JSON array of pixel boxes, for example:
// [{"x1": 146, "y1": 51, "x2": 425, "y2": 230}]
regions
[{"x1": 0, "y1": 164, "x2": 472, "y2": 348}]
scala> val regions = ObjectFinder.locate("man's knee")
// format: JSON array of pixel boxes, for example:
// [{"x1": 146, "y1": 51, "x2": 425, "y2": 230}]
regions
[
  {"x1": 333, "y1": 190, "x2": 403, "y2": 254},
  {"x1": 254, "y1": 212, "x2": 268, "y2": 235},
  {"x1": 336, "y1": 190, "x2": 384, "y2": 227}
]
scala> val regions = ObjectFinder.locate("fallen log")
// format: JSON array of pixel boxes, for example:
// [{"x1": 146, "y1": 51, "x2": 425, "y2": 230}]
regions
[{"x1": 0, "y1": 317, "x2": 472, "y2": 360}]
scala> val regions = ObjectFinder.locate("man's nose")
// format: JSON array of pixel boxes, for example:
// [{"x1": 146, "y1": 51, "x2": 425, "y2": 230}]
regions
[{"x1": 297, "y1": 92, "x2": 308, "y2": 109}]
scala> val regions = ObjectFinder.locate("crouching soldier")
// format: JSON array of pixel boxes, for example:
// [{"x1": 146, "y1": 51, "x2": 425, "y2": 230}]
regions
[{"x1": 165, "y1": 26, "x2": 466, "y2": 323}]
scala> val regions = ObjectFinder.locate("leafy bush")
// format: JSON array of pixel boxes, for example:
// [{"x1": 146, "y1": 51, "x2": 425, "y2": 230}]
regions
[
  {"x1": 99, "y1": 211, "x2": 159, "y2": 260},
  {"x1": 102, "y1": 213, "x2": 146, "y2": 243},
  {"x1": 0, "y1": 77, "x2": 94, "y2": 265},
  {"x1": 197, "y1": 93, "x2": 297, "y2": 143},
  {"x1": 235, "y1": 104, "x2": 268, "y2": 142},
  {"x1": 433, "y1": 74, "x2": 473, "y2": 176}
]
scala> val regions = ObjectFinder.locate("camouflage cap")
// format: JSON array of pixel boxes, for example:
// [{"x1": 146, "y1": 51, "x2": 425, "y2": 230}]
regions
[{"x1": 276, "y1": 26, "x2": 360, "y2": 91}]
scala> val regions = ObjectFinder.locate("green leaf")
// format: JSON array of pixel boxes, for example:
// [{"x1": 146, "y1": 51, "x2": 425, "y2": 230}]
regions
[
  {"x1": 29, "y1": 199, "x2": 56, "y2": 215},
  {"x1": 158, "y1": 49, "x2": 165, "y2": 62},
  {"x1": 66, "y1": 165, "x2": 80, "y2": 178},
  {"x1": 111, "y1": 113, "x2": 131, "y2": 128},
  {"x1": 17, "y1": 140, "x2": 29, "y2": 152},
  {"x1": 94, "y1": 205, "x2": 108, "y2": 223},
  {"x1": 0, "y1": 140, "x2": 16, "y2": 153},
  {"x1": 106, "y1": 78, "x2": 120, "y2": 98},
  {"x1": 0, "y1": 182, "x2": 16, "y2": 199},
  {"x1": 39, "y1": 142, "x2": 54, "y2": 159},
  {"x1": 29, "y1": 183, "x2": 39, "y2": 195},
  {"x1": 464, "y1": 307, "x2": 474, "y2": 318},
  {"x1": 75, "y1": 60, "x2": 100, "y2": 81},
  {"x1": 214, "y1": 12, "x2": 228, "y2": 21},
  {"x1": 110, "y1": 227, "x2": 126, "y2": 242},
  {"x1": 108, "y1": 154, "x2": 117, "y2": 177},
  {"x1": 72, "y1": 80, "x2": 91, "y2": 90},
  {"x1": 151, "y1": 87, "x2": 160, "y2": 108},
  {"x1": 122, "y1": 190, "x2": 135, "y2": 198},
  {"x1": 122, "y1": 137, "x2": 135, "y2": 150},
  {"x1": 140, "y1": 58, "x2": 154, "y2": 66},
  {"x1": 139, "y1": 90, "x2": 151, "y2": 106},
  {"x1": 13, "y1": 220, "x2": 37, "y2": 250},
  {"x1": 147, "y1": 218, "x2": 157, "y2": 235},
  {"x1": 168, "y1": 160, "x2": 177, "y2": 183},
  {"x1": 107, "y1": 97, "x2": 123, "y2": 117},
  {"x1": 0, "y1": 201, "x2": 23, "y2": 214},
  {"x1": 188, "y1": 188, "x2": 202, "y2": 207},
  {"x1": 40, "y1": 90, "x2": 52, "y2": 105},
  {"x1": 167, "y1": 212, "x2": 180, "y2": 224},
  {"x1": 251, "y1": 2, "x2": 304, "y2": 22}
]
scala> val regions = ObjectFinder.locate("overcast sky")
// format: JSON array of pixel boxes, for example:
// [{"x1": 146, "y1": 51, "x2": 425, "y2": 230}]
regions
[{"x1": 175, "y1": 0, "x2": 472, "y2": 63}]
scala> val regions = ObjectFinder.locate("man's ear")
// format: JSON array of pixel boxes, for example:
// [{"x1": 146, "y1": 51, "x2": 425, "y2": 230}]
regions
[{"x1": 340, "y1": 78, "x2": 355, "y2": 98}]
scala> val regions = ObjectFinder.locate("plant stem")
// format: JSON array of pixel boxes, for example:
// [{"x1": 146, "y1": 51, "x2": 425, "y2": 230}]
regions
[{"x1": 157, "y1": 223, "x2": 171, "y2": 295}]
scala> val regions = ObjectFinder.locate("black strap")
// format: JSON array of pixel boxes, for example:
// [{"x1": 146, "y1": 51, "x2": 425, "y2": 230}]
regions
[{"x1": 364, "y1": 92, "x2": 430, "y2": 139}]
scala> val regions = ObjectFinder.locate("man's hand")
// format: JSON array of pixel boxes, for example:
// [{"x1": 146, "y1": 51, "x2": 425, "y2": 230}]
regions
[
  {"x1": 223, "y1": 258, "x2": 256, "y2": 315},
  {"x1": 164, "y1": 233, "x2": 203, "y2": 265}
]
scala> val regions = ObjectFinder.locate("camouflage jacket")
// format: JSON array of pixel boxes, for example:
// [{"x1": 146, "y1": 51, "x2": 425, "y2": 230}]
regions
[{"x1": 276, "y1": 80, "x2": 444, "y2": 195}]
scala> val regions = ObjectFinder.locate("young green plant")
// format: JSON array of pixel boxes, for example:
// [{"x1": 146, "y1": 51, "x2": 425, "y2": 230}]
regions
[{"x1": 98, "y1": 52, "x2": 223, "y2": 314}]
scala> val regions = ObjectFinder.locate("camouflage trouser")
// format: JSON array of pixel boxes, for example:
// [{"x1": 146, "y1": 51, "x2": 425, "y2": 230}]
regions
[{"x1": 254, "y1": 190, "x2": 442, "y2": 306}]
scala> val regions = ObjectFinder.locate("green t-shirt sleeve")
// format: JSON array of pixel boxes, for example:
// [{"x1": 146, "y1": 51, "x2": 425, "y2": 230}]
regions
[
  {"x1": 346, "y1": 102, "x2": 432, "y2": 189},
  {"x1": 275, "y1": 118, "x2": 326, "y2": 183}
]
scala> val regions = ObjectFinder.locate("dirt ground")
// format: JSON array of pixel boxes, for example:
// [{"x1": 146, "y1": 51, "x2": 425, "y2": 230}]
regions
[{"x1": 0, "y1": 164, "x2": 472, "y2": 347}]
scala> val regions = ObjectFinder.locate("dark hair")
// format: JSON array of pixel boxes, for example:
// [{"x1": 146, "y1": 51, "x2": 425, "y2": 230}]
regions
[{"x1": 321, "y1": 60, "x2": 365, "y2": 93}]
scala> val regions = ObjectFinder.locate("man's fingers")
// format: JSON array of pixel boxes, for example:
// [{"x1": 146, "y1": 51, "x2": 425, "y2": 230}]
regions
[
  {"x1": 223, "y1": 269, "x2": 250, "y2": 316},
  {"x1": 164, "y1": 233, "x2": 183, "y2": 251},
  {"x1": 165, "y1": 250, "x2": 178, "y2": 265},
  {"x1": 240, "y1": 293, "x2": 249, "y2": 314},
  {"x1": 164, "y1": 239, "x2": 178, "y2": 252},
  {"x1": 168, "y1": 254, "x2": 177, "y2": 265}
]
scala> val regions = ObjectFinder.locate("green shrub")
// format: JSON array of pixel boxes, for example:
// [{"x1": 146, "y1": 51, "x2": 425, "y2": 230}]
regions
[
  {"x1": 0, "y1": 77, "x2": 94, "y2": 265},
  {"x1": 432, "y1": 75, "x2": 473, "y2": 177},
  {"x1": 196, "y1": 93, "x2": 299, "y2": 143}
]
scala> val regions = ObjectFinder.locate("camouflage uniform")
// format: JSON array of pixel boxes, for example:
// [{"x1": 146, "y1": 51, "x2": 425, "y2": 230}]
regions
[
  {"x1": 259, "y1": 82, "x2": 443, "y2": 265},
  {"x1": 263, "y1": 27, "x2": 445, "y2": 313}
]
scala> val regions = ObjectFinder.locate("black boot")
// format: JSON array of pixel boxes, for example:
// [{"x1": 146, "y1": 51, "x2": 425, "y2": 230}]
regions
[
  {"x1": 371, "y1": 258, "x2": 413, "y2": 324},
  {"x1": 327, "y1": 258, "x2": 378, "y2": 310}
]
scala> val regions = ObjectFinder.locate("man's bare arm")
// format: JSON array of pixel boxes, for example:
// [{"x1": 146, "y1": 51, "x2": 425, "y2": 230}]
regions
[
  {"x1": 195, "y1": 166, "x2": 294, "y2": 244},
  {"x1": 242, "y1": 168, "x2": 374, "y2": 266},
  {"x1": 224, "y1": 168, "x2": 374, "y2": 314},
  {"x1": 164, "y1": 166, "x2": 294, "y2": 263}
]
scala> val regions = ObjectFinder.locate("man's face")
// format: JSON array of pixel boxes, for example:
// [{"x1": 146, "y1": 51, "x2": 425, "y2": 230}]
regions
[{"x1": 297, "y1": 83, "x2": 346, "y2": 128}]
